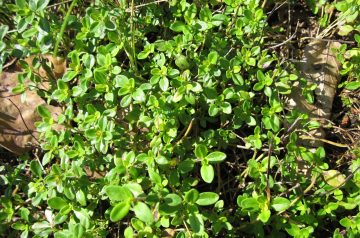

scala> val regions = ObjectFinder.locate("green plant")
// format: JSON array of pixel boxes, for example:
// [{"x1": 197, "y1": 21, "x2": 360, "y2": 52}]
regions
[{"x1": 0, "y1": 0, "x2": 359, "y2": 237}]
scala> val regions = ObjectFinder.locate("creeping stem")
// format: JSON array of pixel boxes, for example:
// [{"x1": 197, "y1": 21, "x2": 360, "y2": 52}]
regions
[{"x1": 53, "y1": 0, "x2": 78, "y2": 58}]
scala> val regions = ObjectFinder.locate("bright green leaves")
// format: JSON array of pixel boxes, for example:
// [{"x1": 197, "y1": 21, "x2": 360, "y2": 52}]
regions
[
  {"x1": 185, "y1": 189, "x2": 199, "y2": 203},
  {"x1": 245, "y1": 126, "x2": 263, "y2": 150},
  {"x1": 94, "y1": 70, "x2": 107, "y2": 84},
  {"x1": 115, "y1": 75, "x2": 147, "y2": 106},
  {"x1": 52, "y1": 80, "x2": 69, "y2": 102},
  {"x1": 188, "y1": 213, "x2": 204, "y2": 233},
  {"x1": 196, "y1": 192, "x2": 219, "y2": 206},
  {"x1": 195, "y1": 145, "x2": 208, "y2": 159},
  {"x1": 175, "y1": 55, "x2": 190, "y2": 70},
  {"x1": 195, "y1": 145, "x2": 227, "y2": 183},
  {"x1": 84, "y1": 116, "x2": 113, "y2": 154},
  {"x1": 159, "y1": 77, "x2": 169, "y2": 92},
  {"x1": 110, "y1": 202, "x2": 131, "y2": 222},
  {"x1": 184, "y1": 3, "x2": 197, "y2": 24},
  {"x1": 37, "y1": 105, "x2": 51, "y2": 120},
  {"x1": 150, "y1": 65, "x2": 178, "y2": 92},
  {"x1": 200, "y1": 164, "x2": 214, "y2": 183},
  {"x1": 133, "y1": 202, "x2": 154, "y2": 224},
  {"x1": 254, "y1": 70, "x2": 273, "y2": 91},
  {"x1": 137, "y1": 44, "x2": 154, "y2": 60},
  {"x1": 30, "y1": 160, "x2": 43, "y2": 177},
  {"x1": 29, "y1": 0, "x2": 50, "y2": 12},
  {"x1": 164, "y1": 193, "x2": 182, "y2": 206},
  {"x1": 48, "y1": 197, "x2": 68, "y2": 210},
  {"x1": 160, "y1": 193, "x2": 183, "y2": 215},
  {"x1": 271, "y1": 197, "x2": 291, "y2": 212},
  {"x1": 104, "y1": 185, "x2": 133, "y2": 202},
  {"x1": 206, "y1": 152, "x2": 226, "y2": 163}
]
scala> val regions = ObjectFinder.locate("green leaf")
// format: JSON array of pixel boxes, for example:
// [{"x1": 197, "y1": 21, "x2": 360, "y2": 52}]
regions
[
  {"x1": 196, "y1": 192, "x2": 219, "y2": 206},
  {"x1": 115, "y1": 75, "x2": 129, "y2": 88},
  {"x1": 208, "y1": 104, "x2": 219, "y2": 116},
  {"x1": 212, "y1": 14, "x2": 226, "y2": 26},
  {"x1": 16, "y1": 0, "x2": 27, "y2": 9},
  {"x1": 345, "y1": 81, "x2": 360, "y2": 90},
  {"x1": 188, "y1": 213, "x2": 204, "y2": 233},
  {"x1": 340, "y1": 217, "x2": 353, "y2": 228},
  {"x1": 22, "y1": 28, "x2": 37, "y2": 38},
  {"x1": 271, "y1": 197, "x2": 290, "y2": 212},
  {"x1": 208, "y1": 51, "x2": 218, "y2": 65},
  {"x1": 175, "y1": 55, "x2": 190, "y2": 70},
  {"x1": 124, "y1": 227, "x2": 134, "y2": 238},
  {"x1": 85, "y1": 129, "x2": 97, "y2": 139},
  {"x1": 110, "y1": 201, "x2": 131, "y2": 222},
  {"x1": 94, "y1": 70, "x2": 107, "y2": 84},
  {"x1": 184, "y1": 189, "x2": 199, "y2": 203},
  {"x1": 0, "y1": 25, "x2": 9, "y2": 40},
  {"x1": 120, "y1": 95, "x2": 132, "y2": 107},
  {"x1": 133, "y1": 202, "x2": 154, "y2": 224},
  {"x1": 37, "y1": 105, "x2": 51, "y2": 119},
  {"x1": 73, "y1": 209, "x2": 90, "y2": 229},
  {"x1": 164, "y1": 194, "x2": 182, "y2": 206},
  {"x1": 62, "y1": 71, "x2": 77, "y2": 82},
  {"x1": 206, "y1": 152, "x2": 226, "y2": 163},
  {"x1": 132, "y1": 88, "x2": 146, "y2": 102},
  {"x1": 240, "y1": 197, "x2": 259, "y2": 211},
  {"x1": 253, "y1": 82, "x2": 264, "y2": 91},
  {"x1": 48, "y1": 197, "x2": 68, "y2": 210},
  {"x1": 159, "y1": 77, "x2": 169, "y2": 91},
  {"x1": 221, "y1": 102, "x2": 232, "y2": 114},
  {"x1": 30, "y1": 160, "x2": 42, "y2": 177},
  {"x1": 170, "y1": 21, "x2": 186, "y2": 32},
  {"x1": 76, "y1": 190, "x2": 86, "y2": 206},
  {"x1": 104, "y1": 185, "x2": 133, "y2": 202},
  {"x1": 195, "y1": 145, "x2": 207, "y2": 159},
  {"x1": 258, "y1": 209, "x2": 271, "y2": 223},
  {"x1": 201, "y1": 164, "x2": 214, "y2": 183}
]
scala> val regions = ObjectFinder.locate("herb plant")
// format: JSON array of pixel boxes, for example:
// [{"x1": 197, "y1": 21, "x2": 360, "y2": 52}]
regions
[{"x1": 0, "y1": 0, "x2": 359, "y2": 237}]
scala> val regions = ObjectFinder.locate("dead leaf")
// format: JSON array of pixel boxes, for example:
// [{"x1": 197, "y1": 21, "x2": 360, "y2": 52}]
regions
[
  {"x1": 0, "y1": 56, "x2": 65, "y2": 155},
  {"x1": 323, "y1": 170, "x2": 346, "y2": 188}
]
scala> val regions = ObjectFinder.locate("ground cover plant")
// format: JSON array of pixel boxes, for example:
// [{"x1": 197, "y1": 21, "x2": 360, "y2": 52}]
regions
[{"x1": 0, "y1": 0, "x2": 359, "y2": 237}]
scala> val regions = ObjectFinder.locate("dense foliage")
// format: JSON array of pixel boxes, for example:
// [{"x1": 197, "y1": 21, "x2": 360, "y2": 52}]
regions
[{"x1": 0, "y1": 0, "x2": 359, "y2": 237}]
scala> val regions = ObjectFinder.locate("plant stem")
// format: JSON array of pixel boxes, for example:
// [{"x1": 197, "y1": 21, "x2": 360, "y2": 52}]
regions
[
  {"x1": 53, "y1": 0, "x2": 78, "y2": 58},
  {"x1": 130, "y1": 0, "x2": 138, "y2": 73}
]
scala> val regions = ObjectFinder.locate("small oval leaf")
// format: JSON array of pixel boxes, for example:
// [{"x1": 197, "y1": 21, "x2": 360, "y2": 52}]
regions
[{"x1": 110, "y1": 202, "x2": 131, "y2": 222}]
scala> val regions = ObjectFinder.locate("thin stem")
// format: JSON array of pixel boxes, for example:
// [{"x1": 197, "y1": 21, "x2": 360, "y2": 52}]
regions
[
  {"x1": 130, "y1": 0, "x2": 137, "y2": 72},
  {"x1": 53, "y1": 0, "x2": 78, "y2": 58}
]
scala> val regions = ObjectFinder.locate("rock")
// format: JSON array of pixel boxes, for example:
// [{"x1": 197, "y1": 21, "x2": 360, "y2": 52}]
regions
[{"x1": 287, "y1": 40, "x2": 341, "y2": 147}]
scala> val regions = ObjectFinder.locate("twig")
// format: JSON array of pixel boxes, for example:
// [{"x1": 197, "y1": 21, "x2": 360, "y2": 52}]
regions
[
  {"x1": 267, "y1": 21, "x2": 299, "y2": 50},
  {"x1": 299, "y1": 135, "x2": 350, "y2": 148},
  {"x1": 277, "y1": 173, "x2": 319, "y2": 215},
  {"x1": 2, "y1": 57, "x2": 17, "y2": 70},
  {"x1": 280, "y1": 117, "x2": 302, "y2": 141},
  {"x1": 266, "y1": 137, "x2": 273, "y2": 203},
  {"x1": 7, "y1": 98, "x2": 40, "y2": 145},
  {"x1": 234, "y1": 144, "x2": 284, "y2": 152},
  {"x1": 301, "y1": 37, "x2": 355, "y2": 44},
  {"x1": 261, "y1": 0, "x2": 267, "y2": 9},
  {"x1": 47, "y1": 0, "x2": 72, "y2": 9},
  {"x1": 125, "y1": 0, "x2": 168, "y2": 12},
  {"x1": 175, "y1": 119, "x2": 195, "y2": 146},
  {"x1": 267, "y1": 1, "x2": 287, "y2": 17},
  {"x1": 320, "y1": 167, "x2": 360, "y2": 196},
  {"x1": 53, "y1": 0, "x2": 78, "y2": 57},
  {"x1": 7, "y1": 98, "x2": 44, "y2": 172}
]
